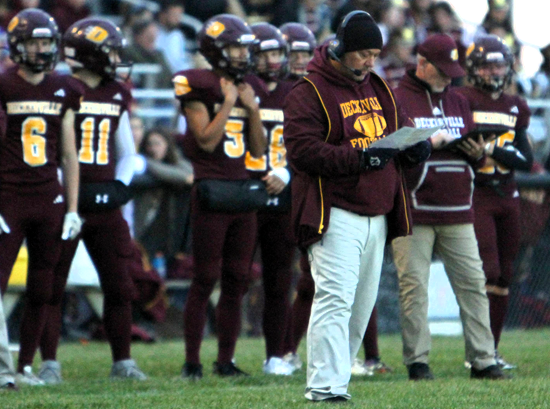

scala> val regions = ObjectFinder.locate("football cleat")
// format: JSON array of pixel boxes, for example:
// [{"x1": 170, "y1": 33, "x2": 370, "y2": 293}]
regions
[
  {"x1": 213, "y1": 361, "x2": 249, "y2": 377},
  {"x1": 351, "y1": 358, "x2": 374, "y2": 376},
  {"x1": 181, "y1": 362, "x2": 203, "y2": 380},
  {"x1": 15, "y1": 366, "x2": 45, "y2": 386},
  {"x1": 38, "y1": 360, "x2": 62, "y2": 385},
  {"x1": 364, "y1": 358, "x2": 392, "y2": 374},
  {"x1": 110, "y1": 359, "x2": 148, "y2": 380},
  {"x1": 263, "y1": 357, "x2": 295, "y2": 375},
  {"x1": 282, "y1": 352, "x2": 303, "y2": 371}
]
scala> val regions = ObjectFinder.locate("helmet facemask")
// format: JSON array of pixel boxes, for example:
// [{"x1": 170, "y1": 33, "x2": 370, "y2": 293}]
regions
[
  {"x1": 472, "y1": 61, "x2": 512, "y2": 93},
  {"x1": 217, "y1": 39, "x2": 255, "y2": 80},
  {"x1": 254, "y1": 47, "x2": 287, "y2": 81},
  {"x1": 16, "y1": 35, "x2": 59, "y2": 73}
]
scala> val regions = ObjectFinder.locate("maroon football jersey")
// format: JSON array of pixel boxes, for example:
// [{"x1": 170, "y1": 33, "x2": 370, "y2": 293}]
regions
[
  {"x1": 0, "y1": 69, "x2": 82, "y2": 194},
  {"x1": 245, "y1": 79, "x2": 293, "y2": 179},
  {"x1": 456, "y1": 86, "x2": 531, "y2": 186},
  {"x1": 174, "y1": 69, "x2": 265, "y2": 181},
  {"x1": 74, "y1": 79, "x2": 132, "y2": 184}
]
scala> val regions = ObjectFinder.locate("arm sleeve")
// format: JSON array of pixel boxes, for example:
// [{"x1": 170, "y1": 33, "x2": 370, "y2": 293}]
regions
[
  {"x1": 283, "y1": 82, "x2": 361, "y2": 178},
  {"x1": 491, "y1": 127, "x2": 533, "y2": 172},
  {"x1": 115, "y1": 111, "x2": 137, "y2": 185}
]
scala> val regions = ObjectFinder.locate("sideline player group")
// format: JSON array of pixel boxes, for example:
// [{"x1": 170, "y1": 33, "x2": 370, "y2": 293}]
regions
[{"x1": 0, "y1": 7, "x2": 532, "y2": 403}]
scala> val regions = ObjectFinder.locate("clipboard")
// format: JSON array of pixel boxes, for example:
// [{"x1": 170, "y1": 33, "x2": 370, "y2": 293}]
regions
[
  {"x1": 368, "y1": 126, "x2": 441, "y2": 151},
  {"x1": 445, "y1": 127, "x2": 509, "y2": 149}
]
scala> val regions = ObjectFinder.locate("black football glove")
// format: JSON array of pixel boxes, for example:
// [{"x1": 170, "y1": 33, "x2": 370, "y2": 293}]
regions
[
  {"x1": 358, "y1": 148, "x2": 399, "y2": 171},
  {"x1": 400, "y1": 140, "x2": 432, "y2": 167}
]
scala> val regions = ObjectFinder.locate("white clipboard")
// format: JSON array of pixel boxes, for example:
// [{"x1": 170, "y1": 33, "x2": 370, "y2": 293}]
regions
[{"x1": 368, "y1": 126, "x2": 441, "y2": 150}]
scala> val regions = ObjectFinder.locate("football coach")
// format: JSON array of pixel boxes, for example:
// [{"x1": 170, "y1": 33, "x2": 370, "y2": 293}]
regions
[{"x1": 283, "y1": 10, "x2": 431, "y2": 402}]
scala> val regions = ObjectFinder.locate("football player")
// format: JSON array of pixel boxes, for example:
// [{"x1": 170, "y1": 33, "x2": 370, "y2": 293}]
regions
[
  {"x1": 174, "y1": 14, "x2": 267, "y2": 379},
  {"x1": 247, "y1": 22, "x2": 295, "y2": 375},
  {"x1": 279, "y1": 23, "x2": 316, "y2": 81},
  {"x1": 457, "y1": 35, "x2": 533, "y2": 370},
  {"x1": 278, "y1": 22, "x2": 316, "y2": 371},
  {"x1": 33, "y1": 17, "x2": 147, "y2": 383},
  {"x1": 0, "y1": 8, "x2": 82, "y2": 386}
]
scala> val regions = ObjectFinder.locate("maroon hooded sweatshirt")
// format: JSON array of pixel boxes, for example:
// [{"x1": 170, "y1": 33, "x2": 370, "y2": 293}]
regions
[
  {"x1": 283, "y1": 44, "x2": 412, "y2": 249},
  {"x1": 394, "y1": 70, "x2": 480, "y2": 225}
]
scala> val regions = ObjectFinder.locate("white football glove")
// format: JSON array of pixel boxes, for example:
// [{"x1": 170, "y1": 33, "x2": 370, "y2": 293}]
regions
[
  {"x1": 61, "y1": 212, "x2": 82, "y2": 240},
  {"x1": 0, "y1": 214, "x2": 10, "y2": 234}
]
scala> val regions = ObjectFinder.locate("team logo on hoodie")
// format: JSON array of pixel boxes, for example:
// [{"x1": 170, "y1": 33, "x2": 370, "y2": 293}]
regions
[{"x1": 353, "y1": 112, "x2": 387, "y2": 138}]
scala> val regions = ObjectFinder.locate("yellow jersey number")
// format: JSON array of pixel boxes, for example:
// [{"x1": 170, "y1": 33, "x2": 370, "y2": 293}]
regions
[
  {"x1": 78, "y1": 117, "x2": 111, "y2": 165},
  {"x1": 21, "y1": 117, "x2": 47, "y2": 167},
  {"x1": 245, "y1": 124, "x2": 286, "y2": 171},
  {"x1": 478, "y1": 131, "x2": 515, "y2": 175}
]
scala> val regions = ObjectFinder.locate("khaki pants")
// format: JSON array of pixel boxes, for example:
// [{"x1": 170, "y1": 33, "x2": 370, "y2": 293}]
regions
[
  {"x1": 392, "y1": 224, "x2": 496, "y2": 370},
  {"x1": 305, "y1": 208, "x2": 387, "y2": 401},
  {"x1": 0, "y1": 294, "x2": 15, "y2": 387}
]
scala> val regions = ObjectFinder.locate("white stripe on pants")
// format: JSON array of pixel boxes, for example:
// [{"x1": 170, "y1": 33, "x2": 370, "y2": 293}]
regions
[
  {"x1": 305, "y1": 207, "x2": 387, "y2": 401},
  {"x1": 0, "y1": 293, "x2": 15, "y2": 386}
]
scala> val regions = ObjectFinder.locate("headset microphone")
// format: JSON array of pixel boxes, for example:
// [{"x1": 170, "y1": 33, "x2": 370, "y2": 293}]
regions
[{"x1": 327, "y1": 46, "x2": 364, "y2": 77}]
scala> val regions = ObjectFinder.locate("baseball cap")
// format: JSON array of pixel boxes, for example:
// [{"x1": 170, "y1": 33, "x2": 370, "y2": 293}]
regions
[{"x1": 417, "y1": 34, "x2": 465, "y2": 78}]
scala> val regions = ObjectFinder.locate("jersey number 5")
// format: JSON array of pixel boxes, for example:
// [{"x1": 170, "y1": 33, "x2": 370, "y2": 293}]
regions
[{"x1": 79, "y1": 117, "x2": 111, "y2": 165}]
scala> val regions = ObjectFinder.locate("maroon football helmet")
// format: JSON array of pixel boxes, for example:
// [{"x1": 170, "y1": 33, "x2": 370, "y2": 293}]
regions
[
  {"x1": 63, "y1": 18, "x2": 131, "y2": 80},
  {"x1": 279, "y1": 23, "x2": 316, "y2": 77},
  {"x1": 7, "y1": 8, "x2": 60, "y2": 73},
  {"x1": 198, "y1": 14, "x2": 256, "y2": 80},
  {"x1": 251, "y1": 23, "x2": 288, "y2": 81},
  {"x1": 466, "y1": 34, "x2": 514, "y2": 93}
]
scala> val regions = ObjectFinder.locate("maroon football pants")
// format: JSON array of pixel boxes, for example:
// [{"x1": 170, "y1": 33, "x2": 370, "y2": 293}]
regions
[
  {"x1": 473, "y1": 187, "x2": 520, "y2": 347},
  {"x1": 38, "y1": 209, "x2": 136, "y2": 364},
  {"x1": 183, "y1": 195, "x2": 257, "y2": 365},
  {"x1": 257, "y1": 211, "x2": 295, "y2": 359},
  {"x1": 0, "y1": 190, "x2": 64, "y2": 372}
]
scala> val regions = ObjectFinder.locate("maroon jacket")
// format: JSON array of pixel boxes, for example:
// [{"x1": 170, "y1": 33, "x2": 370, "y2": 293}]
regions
[
  {"x1": 283, "y1": 45, "x2": 412, "y2": 249},
  {"x1": 394, "y1": 70, "x2": 479, "y2": 225}
]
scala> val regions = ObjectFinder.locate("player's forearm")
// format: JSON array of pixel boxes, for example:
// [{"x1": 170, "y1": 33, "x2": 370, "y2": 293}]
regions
[
  {"x1": 196, "y1": 100, "x2": 234, "y2": 152},
  {"x1": 246, "y1": 107, "x2": 267, "y2": 158},
  {"x1": 62, "y1": 154, "x2": 79, "y2": 213}
]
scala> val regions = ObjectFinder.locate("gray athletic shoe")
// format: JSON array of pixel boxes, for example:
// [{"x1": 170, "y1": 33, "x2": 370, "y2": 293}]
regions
[
  {"x1": 38, "y1": 360, "x2": 62, "y2": 385},
  {"x1": 15, "y1": 366, "x2": 45, "y2": 386},
  {"x1": 110, "y1": 359, "x2": 148, "y2": 380},
  {"x1": 283, "y1": 352, "x2": 303, "y2": 371}
]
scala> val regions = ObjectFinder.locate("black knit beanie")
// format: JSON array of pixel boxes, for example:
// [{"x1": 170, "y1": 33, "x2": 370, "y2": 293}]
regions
[{"x1": 340, "y1": 12, "x2": 383, "y2": 53}]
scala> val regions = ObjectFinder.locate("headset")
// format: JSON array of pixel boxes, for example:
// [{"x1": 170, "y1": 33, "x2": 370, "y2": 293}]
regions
[{"x1": 328, "y1": 10, "x2": 375, "y2": 77}]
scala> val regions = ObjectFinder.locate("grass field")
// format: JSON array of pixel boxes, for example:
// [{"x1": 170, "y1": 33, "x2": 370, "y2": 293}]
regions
[{"x1": 3, "y1": 329, "x2": 550, "y2": 408}]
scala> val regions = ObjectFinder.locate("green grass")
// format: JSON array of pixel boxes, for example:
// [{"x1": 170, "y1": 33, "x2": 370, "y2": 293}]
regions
[{"x1": 3, "y1": 329, "x2": 550, "y2": 408}]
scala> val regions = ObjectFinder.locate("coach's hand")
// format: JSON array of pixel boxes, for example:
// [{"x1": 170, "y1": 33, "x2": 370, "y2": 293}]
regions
[
  {"x1": 359, "y1": 148, "x2": 399, "y2": 171},
  {"x1": 0, "y1": 214, "x2": 10, "y2": 234},
  {"x1": 62, "y1": 212, "x2": 82, "y2": 240}
]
